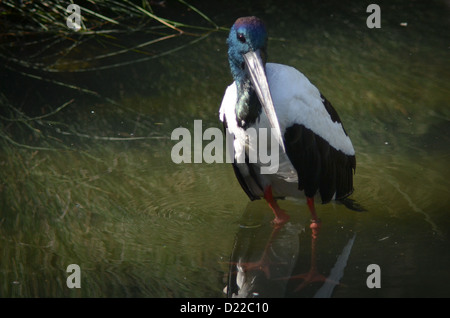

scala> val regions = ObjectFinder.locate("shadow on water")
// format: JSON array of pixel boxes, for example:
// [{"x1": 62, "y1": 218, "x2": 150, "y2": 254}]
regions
[{"x1": 225, "y1": 201, "x2": 359, "y2": 298}]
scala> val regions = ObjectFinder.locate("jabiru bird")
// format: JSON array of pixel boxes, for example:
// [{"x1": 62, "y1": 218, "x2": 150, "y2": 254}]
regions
[{"x1": 219, "y1": 16, "x2": 356, "y2": 229}]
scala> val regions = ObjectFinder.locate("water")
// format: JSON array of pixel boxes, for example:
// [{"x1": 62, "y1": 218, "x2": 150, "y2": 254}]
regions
[{"x1": 1, "y1": 0, "x2": 449, "y2": 298}]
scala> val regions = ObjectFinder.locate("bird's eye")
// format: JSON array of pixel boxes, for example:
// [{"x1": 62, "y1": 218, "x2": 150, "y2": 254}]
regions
[{"x1": 237, "y1": 33, "x2": 246, "y2": 43}]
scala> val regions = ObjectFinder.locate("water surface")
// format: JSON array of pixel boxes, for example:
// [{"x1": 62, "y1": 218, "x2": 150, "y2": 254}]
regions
[{"x1": 1, "y1": 0, "x2": 449, "y2": 297}]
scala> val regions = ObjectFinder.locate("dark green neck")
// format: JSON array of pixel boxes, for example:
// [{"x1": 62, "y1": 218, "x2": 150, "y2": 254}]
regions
[{"x1": 235, "y1": 78, "x2": 262, "y2": 129}]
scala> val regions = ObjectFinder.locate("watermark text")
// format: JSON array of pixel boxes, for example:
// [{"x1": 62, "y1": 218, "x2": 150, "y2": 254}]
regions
[{"x1": 171, "y1": 120, "x2": 280, "y2": 174}]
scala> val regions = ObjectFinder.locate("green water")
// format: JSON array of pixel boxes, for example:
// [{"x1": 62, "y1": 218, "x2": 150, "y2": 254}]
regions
[{"x1": 1, "y1": 1, "x2": 449, "y2": 297}]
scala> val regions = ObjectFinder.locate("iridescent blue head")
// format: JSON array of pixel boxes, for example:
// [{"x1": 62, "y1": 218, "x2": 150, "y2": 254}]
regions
[
  {"x1": 226, "y1": 17, "x2": 284, "y2": 151},
  {"x1": 227, "y1": 16, "x2": 268, "y2": 82}
]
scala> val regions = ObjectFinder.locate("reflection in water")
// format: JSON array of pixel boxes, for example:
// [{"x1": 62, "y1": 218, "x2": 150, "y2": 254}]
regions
[
  {"x1": 226, "y1": 203, "x2": 356, "y2": 298},
  {"x1": 315, "y1": 234, "x2": 355, "y2": 298}
]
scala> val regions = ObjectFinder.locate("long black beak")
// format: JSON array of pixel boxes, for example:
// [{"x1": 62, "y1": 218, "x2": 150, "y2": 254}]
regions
[{"x1": 243, "y1": 50, "x2": 285, "y2": 153}]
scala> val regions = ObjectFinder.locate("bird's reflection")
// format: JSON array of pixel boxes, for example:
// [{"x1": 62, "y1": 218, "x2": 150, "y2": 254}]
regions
[{"x1": 225, "y1": 202, "x2": 356, "y2": 298}]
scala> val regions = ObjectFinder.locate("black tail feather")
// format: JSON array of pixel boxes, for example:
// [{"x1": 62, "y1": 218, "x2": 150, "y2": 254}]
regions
[{"x1": 337, "y1": 197, "x2": 367, "y2": 212}]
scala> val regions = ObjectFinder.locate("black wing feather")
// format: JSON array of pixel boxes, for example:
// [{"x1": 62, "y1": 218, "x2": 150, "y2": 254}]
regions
[{"x1": 284, "y1": 95, "x2": 356, "y2": 203}]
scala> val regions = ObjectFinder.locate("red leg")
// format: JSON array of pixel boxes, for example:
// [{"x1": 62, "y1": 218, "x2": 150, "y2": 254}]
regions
[
  {"x1": 307, "y1": 197, "x2": 321, "y2": 232},
  {"x1": 228, "y1": 226, "x2": 283, "y2": 279},
  {"x1": 276, "y1": 221, "x2": 337, "y2": 293},
  {"x1": 290, "y1": 223, "x2": 337, "y2": 292},
  {"x1": 264, "y1": 186, "x2": 290, "y2": 226}
]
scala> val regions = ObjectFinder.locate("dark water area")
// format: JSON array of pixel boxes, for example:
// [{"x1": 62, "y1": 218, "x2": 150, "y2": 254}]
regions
[{"x1": 0, "y1": 0, "x2": 449, "y2": 298}]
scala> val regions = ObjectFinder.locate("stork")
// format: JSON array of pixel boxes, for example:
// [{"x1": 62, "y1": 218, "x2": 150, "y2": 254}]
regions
[{"x1": 219, "y1": 16, "x2": 356, "y2": 229}]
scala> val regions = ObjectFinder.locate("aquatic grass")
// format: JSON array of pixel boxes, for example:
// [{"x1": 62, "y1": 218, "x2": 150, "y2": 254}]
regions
[
  {"x1": 0, "y1": 138, "x2": 234, "y2": 297},
  {"x1": 1, "y1": 0, "x2": 224, "y2": 72},
  {"x1": 0, "y1": 0, "x2": 227, "y2": 152}
]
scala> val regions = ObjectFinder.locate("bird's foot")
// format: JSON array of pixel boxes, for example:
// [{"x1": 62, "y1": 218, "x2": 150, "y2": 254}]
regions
[
  {"x1": 271, "y1": 210, "x2": 290, "y2": 227},
  {"x1": 264, "y1": 185, "x2": 291, "y2": 227}
]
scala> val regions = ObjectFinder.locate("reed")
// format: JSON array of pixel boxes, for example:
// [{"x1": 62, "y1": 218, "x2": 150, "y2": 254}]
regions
[{"x1": 0, "y1": 0, "x2": 224, "y2": 151}]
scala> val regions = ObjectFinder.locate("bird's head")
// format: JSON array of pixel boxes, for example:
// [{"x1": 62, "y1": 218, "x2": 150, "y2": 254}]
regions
[
  {"x1": 226, "y1": 16, "x2": 285, "y2": 152},
  {"x1": 227, "y1": 16, "x2": 268, "y2": 81}
]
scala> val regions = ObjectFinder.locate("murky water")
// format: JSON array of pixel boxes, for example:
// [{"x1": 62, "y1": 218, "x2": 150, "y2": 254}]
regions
[{"x1": 1, "y1": 1, "x2": 449, "y2": 298}]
